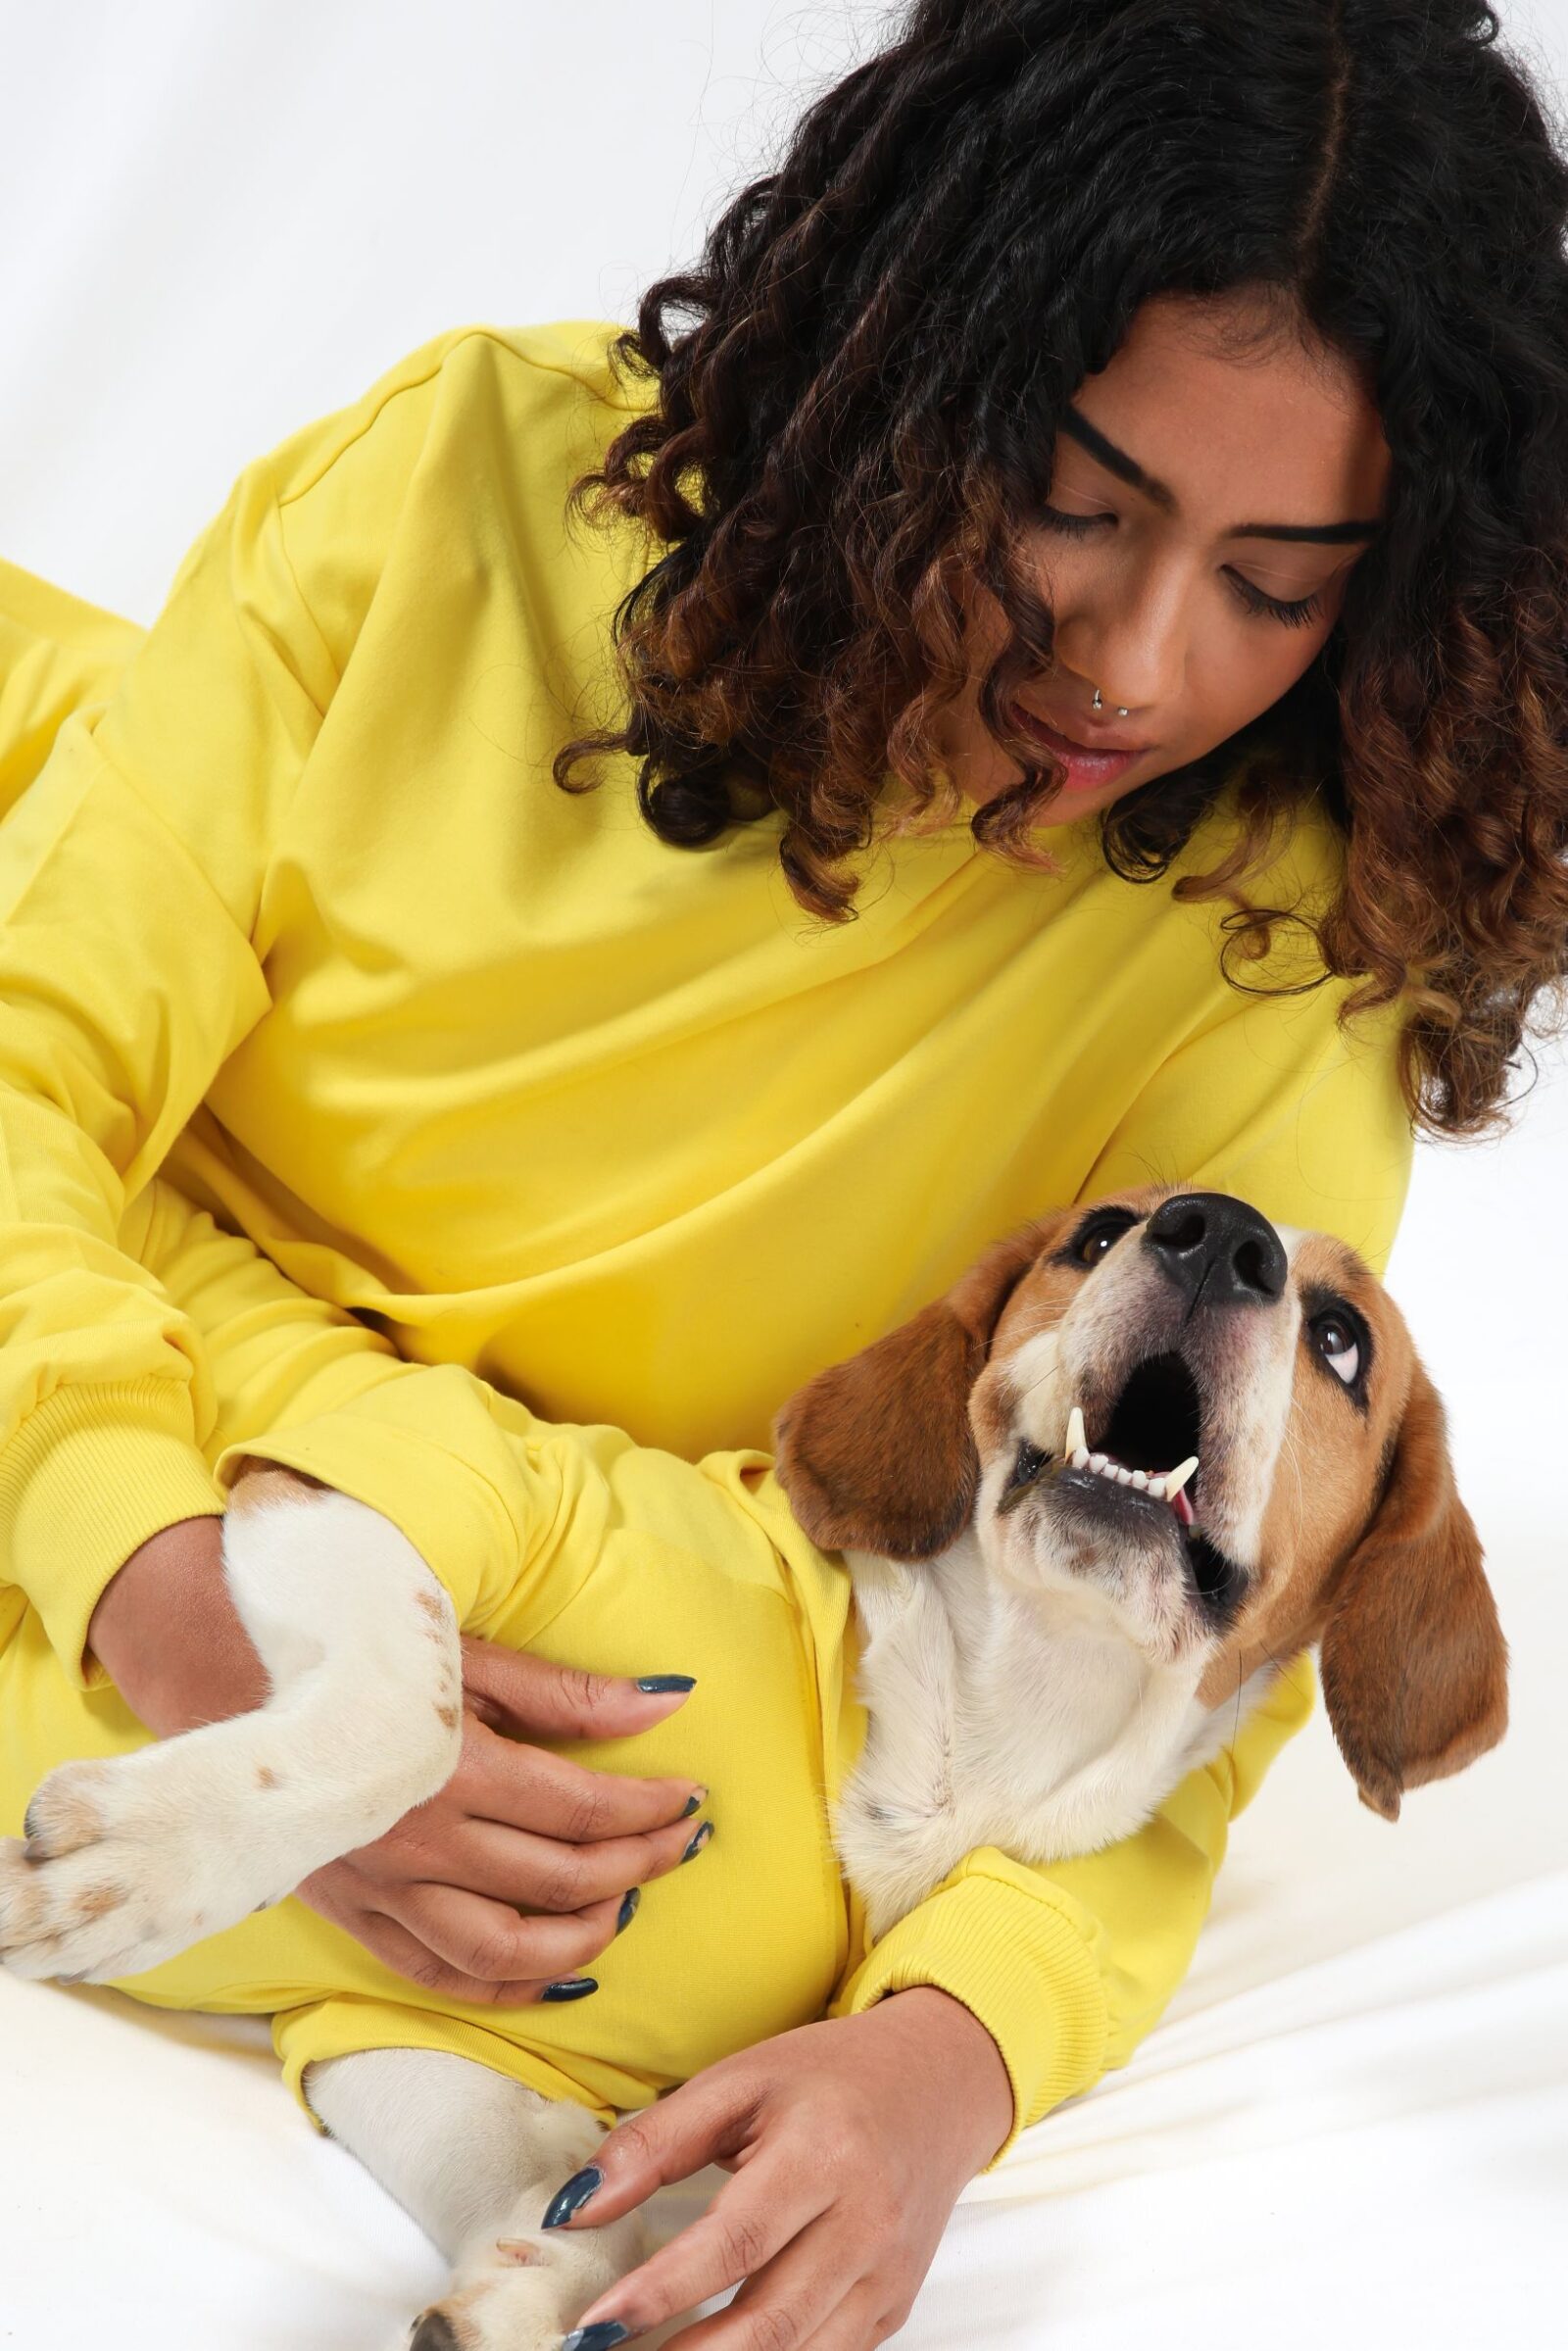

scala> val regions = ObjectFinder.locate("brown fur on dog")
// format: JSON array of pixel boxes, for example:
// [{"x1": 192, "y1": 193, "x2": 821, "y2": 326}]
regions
[
  {"x1": 772, "y1": 1218, "x2": 1054, "y2": 1559},
  {"x1": 1314, "y1": 1359, "x2": 1507, "y2": 1820}
]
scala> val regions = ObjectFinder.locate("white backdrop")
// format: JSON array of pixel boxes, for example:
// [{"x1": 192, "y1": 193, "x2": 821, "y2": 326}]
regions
[{"x1": 0, "y1": 4, "x2": 1564, "y2": 2346}]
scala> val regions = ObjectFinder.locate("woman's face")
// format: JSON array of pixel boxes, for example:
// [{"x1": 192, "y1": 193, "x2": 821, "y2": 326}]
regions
[{"x1": 935, "y1": 290, "x2": 1394, "y2": 823}]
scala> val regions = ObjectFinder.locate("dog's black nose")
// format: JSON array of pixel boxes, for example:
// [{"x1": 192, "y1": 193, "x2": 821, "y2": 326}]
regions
[{"x1": 1144, "y1": 1192, "x2": 1287, "y2": 1312}]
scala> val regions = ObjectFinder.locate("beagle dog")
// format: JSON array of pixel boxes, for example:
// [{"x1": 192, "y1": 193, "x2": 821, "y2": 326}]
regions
[{"x1": 0, "y1": 1186, "x2": 1508, "y2": 2351}]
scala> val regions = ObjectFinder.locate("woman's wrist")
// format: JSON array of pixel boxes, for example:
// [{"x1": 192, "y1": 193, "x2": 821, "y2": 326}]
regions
[
  {"x1": 869, "y1": 1984, "x2": 1015, "y2": 2174},
  {"x1": 85, "y1": 1513, "x2": 270, "y2": 1735}
]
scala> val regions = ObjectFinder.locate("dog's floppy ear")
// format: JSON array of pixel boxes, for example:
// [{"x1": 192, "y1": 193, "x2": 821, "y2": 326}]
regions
[
  {"x1": 1318, "y1": 1355, "x2": 1507, "y2": 1822},
  {"x1": 771, "y1": 1221, "x2": 1048, "y2": 1562}
]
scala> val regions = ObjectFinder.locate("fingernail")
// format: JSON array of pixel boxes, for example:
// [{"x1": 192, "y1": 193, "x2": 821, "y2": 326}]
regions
[
  {"x1": 616, "y1": 1886, "x2": 640, "y2": 1935},
  {"x1": 680, "y1": 1819, "x2": 714, "y2": 1864},
  {"x1": 680, "y1": 1786, "x2": 708, "y2": 1819},
  {"x1": 541, "y1": 1977, "x2": 599, "y2": 2003},
  {"x1": 635, "y1": 1674, "x2": 695, "y2": 1693},
  {"x1": 562, "y1": 2324, "x2": 631, "y2": 2351},
  {"x1": 541, "y1": 2164, "x2": 603, "y2": 2229}
]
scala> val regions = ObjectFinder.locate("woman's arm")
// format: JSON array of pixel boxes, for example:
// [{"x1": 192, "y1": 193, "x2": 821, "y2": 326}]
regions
[
  {"x1": 0, "y1": 367, "x2": 710, "y2": 1992},
  {"x1": 86, "y1": 1515, "x2": 267, "y2": 1725},
  {"x1": 0, "y1": 469, "x2": 313, "y2": 1688},
  {"x1": 0, "y1": 328, "x2": 480, "y2": 1690}
]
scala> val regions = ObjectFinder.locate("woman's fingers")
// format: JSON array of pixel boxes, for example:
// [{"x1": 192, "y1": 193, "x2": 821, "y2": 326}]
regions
[
  {"x1": 456, "y1": 1718, "x2": 705, "y2": 1843},
  {"x1": 433, "y1": 1806, "x2": 710, "y2": 1911},
  {"x1": 295, "y1": 1641, "x2": 711, "y2": 1997},
  {"x1": 541, "y1": 2068, "x2": 760, "y2": 2229},
  {"x1": 460, "y1": 1635, "x2": 699, "y2": 1743},
  {"x1": 639, "y1": 2237, "x2": 890, "y2": 2351},
  {"x1": 564, "y1": 2158, "x2": 835, "y2": 2348},
  {"x1": 332, "y1": 1898, "x2": 601, "y2": 2008},
  {"x1": 382, "y1": 1880, "x2": 626, "y2": 1984}
]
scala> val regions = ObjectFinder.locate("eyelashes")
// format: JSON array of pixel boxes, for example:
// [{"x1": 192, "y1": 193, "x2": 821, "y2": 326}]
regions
[{"x1": 1035, "y1": 503, "x2": 1327, "y2": 629}]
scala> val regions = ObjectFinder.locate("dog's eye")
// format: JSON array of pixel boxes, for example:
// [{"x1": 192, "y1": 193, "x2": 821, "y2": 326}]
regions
[
  {"x1": 1311, "y1": 1312, "x2": 1360, "y2": 1385},
  {"x1": 1071, "y1": 1208, "x2": 1138, "y2": 1266}
]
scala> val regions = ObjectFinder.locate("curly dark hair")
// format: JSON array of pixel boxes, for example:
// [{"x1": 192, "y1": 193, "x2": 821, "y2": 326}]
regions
[{"x1": 553, "y1": 0, "x2": 1568, "y2": 1138}]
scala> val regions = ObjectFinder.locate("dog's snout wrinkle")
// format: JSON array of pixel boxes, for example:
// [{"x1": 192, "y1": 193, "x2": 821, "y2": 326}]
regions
[{"x1": 1144, "y1": 1192, "x2": 1287, "y2": 1313}]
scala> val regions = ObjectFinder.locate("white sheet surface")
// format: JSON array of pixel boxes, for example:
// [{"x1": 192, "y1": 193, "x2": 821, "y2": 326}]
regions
[{"x1": 1, "y1": 3, "x2": 1565, "y2": 2342}]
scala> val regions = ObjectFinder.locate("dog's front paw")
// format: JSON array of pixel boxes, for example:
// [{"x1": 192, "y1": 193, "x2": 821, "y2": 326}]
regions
[
  {"x1": 0, "y1": 1749, "x2": 263, "y2": 1984},
  {"x1": 397, "y1": 2206, "x2": 646, "y2": 2351}
]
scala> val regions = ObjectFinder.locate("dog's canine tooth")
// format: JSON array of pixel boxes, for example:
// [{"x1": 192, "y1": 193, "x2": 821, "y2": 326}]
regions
[
  {"x1": 1164, "y1": 1455, "x2": 1200, "y2": 1500},
  {"x1": 1064, "y1": 1405, "x2": 1087, "y2": 1457}
]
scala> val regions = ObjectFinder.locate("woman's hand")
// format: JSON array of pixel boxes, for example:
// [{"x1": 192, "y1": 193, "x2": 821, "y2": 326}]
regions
[
  {"x1": 87, "y1": 1524, "x2": 711, "y2": 2005},
  {"x1": 537, "y1": 1986, "x2": 1014, "y2": 2349},
  {"x1": 295, "y1": 1636, "x2": 709, "y2": 2003}
]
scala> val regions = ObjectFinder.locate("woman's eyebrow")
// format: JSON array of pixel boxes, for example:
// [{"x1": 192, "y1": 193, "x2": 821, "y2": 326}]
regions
[{"x1": 1059, "y1": 407, "x2": 1382, "y2": 545}]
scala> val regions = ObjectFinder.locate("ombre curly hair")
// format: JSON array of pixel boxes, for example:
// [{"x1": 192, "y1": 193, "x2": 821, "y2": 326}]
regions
[{"x1": 554, "y1": 0, "x2": 1568, "y2": 1138}]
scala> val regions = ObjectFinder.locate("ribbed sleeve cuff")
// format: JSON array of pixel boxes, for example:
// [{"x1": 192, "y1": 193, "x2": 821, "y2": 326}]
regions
[
  {"x1": 0, "y1": 1378, "x2": 227, "y2": 1691},
  {"x1": 832, "y1": 1860, "x2": 1109, "y2": 2165},
  {"x1": 213, "y1": 1410, "x2": 516, "y2": 1630}
]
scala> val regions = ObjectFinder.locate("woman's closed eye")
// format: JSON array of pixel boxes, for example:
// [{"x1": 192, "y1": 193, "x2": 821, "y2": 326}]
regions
[{"x1": 1035, "y1": 502, "x2": 1327, "y2": 628}]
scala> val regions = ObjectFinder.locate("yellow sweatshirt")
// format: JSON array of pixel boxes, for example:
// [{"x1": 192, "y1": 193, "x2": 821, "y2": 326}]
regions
[{"x1": 0, "y1": 319, "x2": 1412, "y2": 2153}]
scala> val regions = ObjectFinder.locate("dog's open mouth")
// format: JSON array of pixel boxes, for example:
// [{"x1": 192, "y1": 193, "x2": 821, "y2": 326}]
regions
[
  {"x1": 1005, "y1": 1363, "x2": 1241, "y2": 1617},
  {"x1": 1082, "y1": 1352, "x2": 1202, "y2": 1522}
]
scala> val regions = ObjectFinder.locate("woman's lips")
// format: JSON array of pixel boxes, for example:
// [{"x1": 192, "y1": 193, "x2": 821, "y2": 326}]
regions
[{"x1": 1008, "y1": 703, "x2": 1147, "y2": 789}]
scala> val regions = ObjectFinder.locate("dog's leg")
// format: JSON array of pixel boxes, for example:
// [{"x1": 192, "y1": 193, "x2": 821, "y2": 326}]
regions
[
  {"x1": 0, "y1": 1470, "x2": 464, "y2": 1984},
  {"x1": 306, "y1": 2048, "x2": 646, "y2": 2351}
]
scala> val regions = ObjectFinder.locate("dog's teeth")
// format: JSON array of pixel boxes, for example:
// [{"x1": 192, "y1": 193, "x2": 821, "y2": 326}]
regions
[
  {"x1": 1064, "y1": 1405, "x2": 1087, "y2": 1457},
  {"x1": 1076, "y1": 1445, "x2": 1195, "y2": 1507}
]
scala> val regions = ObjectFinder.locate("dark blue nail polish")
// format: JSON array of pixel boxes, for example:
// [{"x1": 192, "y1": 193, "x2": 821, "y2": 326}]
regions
[
  {"x1": 541, "y1": 1977, "x2": 599, "y2": 2003},
  {"x1": 680, "y1": 1819, "x2": 714, "y2": 1864},
  {"x1": 616, "y1": 1886, "x2": 640, "y2": 1935},
  {"x1": 680, "y1": 1786, "x2": 708, "y2": 1819},
  {"x1": 636, "y1": 1674, "x2": 695, "y2": 1693},
  {"x1": 561, "y1": 2324, "x2": 630, "y2": 2351},
  {"x1": 541, "y1": 2164, "x2": 603, "y2": 2229}
]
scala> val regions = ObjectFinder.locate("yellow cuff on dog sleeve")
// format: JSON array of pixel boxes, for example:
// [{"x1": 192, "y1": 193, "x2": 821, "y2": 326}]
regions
[
  {"x1": 831, "y1": 1853, "x2": 1110, "y2": 2165},
  {"x1": 0, "y1": 1378, "x2": 228, "y2": 1692},
  {"x1": 213, "y1": 1396, "x2": 520, "y2": 1632}
]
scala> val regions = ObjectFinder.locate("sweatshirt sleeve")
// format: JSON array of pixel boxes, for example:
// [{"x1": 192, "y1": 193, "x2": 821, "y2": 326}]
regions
[
  {"x1": 833, "y1": 916, "x2": 1413, "y2": 2159},
  {"x1": 831, "y1": 1658, "x2": 1316, "y2": 2160},
  {"x1": 0, "y1": 556, "x2": 146, "y2": 821},
  {"x1": 0, "y1": 330, "x2": 589, "y2": 1688},
  {"x1": 0, "y1": 455, "x2": 333, "y2": 1688}
]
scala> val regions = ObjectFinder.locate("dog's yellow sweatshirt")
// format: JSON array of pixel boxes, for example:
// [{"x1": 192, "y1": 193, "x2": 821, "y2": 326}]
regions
[{"x1": 0, "y1": 321, "x2": 1411, "y2": 2155}]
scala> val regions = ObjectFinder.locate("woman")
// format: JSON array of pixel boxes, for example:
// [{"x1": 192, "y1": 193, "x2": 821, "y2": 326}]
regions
[{"x1": 1, "y1": 2, "x2": 1564, "y2": 2346}]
